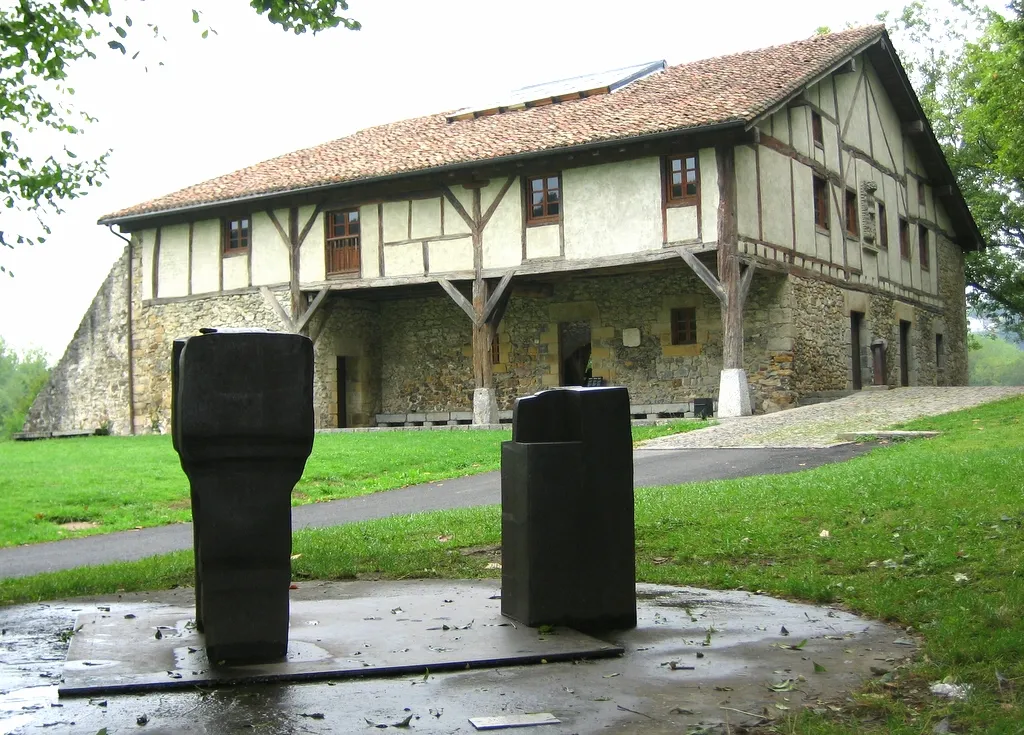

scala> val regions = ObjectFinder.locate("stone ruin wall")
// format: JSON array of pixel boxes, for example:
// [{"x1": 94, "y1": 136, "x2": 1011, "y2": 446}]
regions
[{"x1": 23, "y1": 246, "x2": 133, "y2": 435}]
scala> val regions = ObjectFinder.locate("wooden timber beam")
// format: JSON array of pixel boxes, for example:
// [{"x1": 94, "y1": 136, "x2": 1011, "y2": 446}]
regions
[
  {"x1": 438, "y1": 278, "x2": 477, "y2": 323},
  {"x1": 297, "y1": 203, "x2": 324, "y2": 246},
  {"x1": 260, "y1": 286, "x2": 295, "y2": 331},
  {"x1": 716, "y1": 144, "x2": 743, "y2": 371},
  {"x1": 676, "y1": 247, "x2": 727, "y2": 304},
  {"x1": 266, "y1": 209, "x2": 290, "y2": 251},
  {"x1": 482, "y1": 271, "x2": 514, "y2": 324},
  {"x1": 480, "y1": 176, "x2": 516, "y2": 230},
  {"x1": 293, "y1": 287, "x2": 330, "y2": 335},
  {"x1": 440, "y1": 187, "x2": 476, "y2": 232},
  {"x1": 739, "y1": 262, "x2": 756, "y2": 306}
]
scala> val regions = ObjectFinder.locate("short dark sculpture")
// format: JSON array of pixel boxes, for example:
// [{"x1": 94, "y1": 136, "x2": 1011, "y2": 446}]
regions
[
  {"x1": 500, "y1": 386, "x2": 636, "y2": 632},
  {"x1": 172, "y1": 329, "x2": 314, "y2": 665}
]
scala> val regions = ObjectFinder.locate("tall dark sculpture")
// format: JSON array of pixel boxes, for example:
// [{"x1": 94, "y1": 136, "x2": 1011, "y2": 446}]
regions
[
  {"x1": 501, "y1": 386, "x2": 636, "y2": 632},
  {"x1": 172, "y1": 328, "x2": 314, "y2": 665}
]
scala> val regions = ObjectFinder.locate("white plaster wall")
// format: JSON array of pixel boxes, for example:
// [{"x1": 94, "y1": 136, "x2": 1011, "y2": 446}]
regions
[
  {"x1": 835, "y1": 70, "x2": 870, "y2": 154},
  {"x1": 562, "y1": 157, "x2": 661, "y2": 259},
  {"x1": 759, "y1": 146, "x2": 794, "y2": 248},
  {"x1": 828, "y1": 182, "x2": 845, "y2": 266},
  {"x1": 481, "y1": 178, "x2": 521, "y2": 269},
  {"x1": 818, "y1": 75, "x2": 837, "y2": 119},
  {"x1": 821, "y1": 117, "x2": 840, "y2": 174},
  {"x1": 429, "y1": 237, "x2": 473, "y2": 273},
  {"x1": 771, "y1": 110, "x2": 790, "y2": 146},
  {"x1": 411, "y1": 198, "x2": 442, "y2": 239},
  {"x1": 666, "y1": 206, "x2": 698, "y2": 242},
  {"x1": 793, "y1": 162, "x2": 815, "y2": 256},
  {"x1": 735, "y1": 146, "x2": 759, "y2": 240},
  {"x1": 815, "y1": 230, "x2": 832, "y2": 263},
  {"x1": 526, "y1": 225, "x2": 560, "y2": 259},
  {"x1": 251, "y1": 211, "x2": 289, "y2": 286},
  {"x1": 141, "y1": 229, "x2": 154, "y2": 300},
  {"x1": 191, "y1": 220, "x2": 220, "y2": 294},
  {"x1": 444, "y1": 196, "x2": 472, "y2": 236},
  {"x1": 298, "y1": 205, "x2": 326, "y2": 284},
  {"x1": 791, "y1": 107, "x2": 810, "y2": 157},
  {"x1": 700, "y1": 148, "x2": 719, "y2": 244},
  {"x1": 383, "y1": 242, "x2": 423, "y2": 276},
  {"x1": 382, "y1": 201, "x2": 409, "y2": 243},
  {"x1": 222, "y1": 252, "x2": 248, "y2": 290},
  {"x1": 157, "y1": 223, "x2": 189, "y2": 298},
  {"x1": 862, "y1": 249, "x2": 878, "y2": 286},
  {"x1": 359, "y1": 205, "x2": 380, "y2": 279}
]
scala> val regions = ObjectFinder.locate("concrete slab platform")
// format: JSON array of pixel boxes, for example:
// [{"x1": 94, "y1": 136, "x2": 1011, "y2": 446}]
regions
[
  {"x1": 1, "y1": 580, "x2": 916, "y2": 734},
  {"x1": 60, "y1": 590, "x2": 621, "y2": 696}
]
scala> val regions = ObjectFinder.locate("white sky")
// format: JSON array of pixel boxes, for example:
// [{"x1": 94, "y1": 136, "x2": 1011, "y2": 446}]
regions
[{"x1": 0, "y1": 0, "x2": 911, "y2": 360}]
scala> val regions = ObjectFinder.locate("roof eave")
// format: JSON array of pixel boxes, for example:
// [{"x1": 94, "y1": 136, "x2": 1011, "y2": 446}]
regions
[{"x1": 98, "y1": 119, "x2": 748, "y2": 229}]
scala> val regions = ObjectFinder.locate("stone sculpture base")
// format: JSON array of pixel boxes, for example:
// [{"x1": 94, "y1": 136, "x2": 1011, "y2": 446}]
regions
[{"x1": 473, "y1": 387, "x2": 499, "y2": 425}]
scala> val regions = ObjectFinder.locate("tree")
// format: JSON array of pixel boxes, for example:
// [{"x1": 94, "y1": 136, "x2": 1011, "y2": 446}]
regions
[
  {"x1": 0, "y1": 337, "x2": 49, "y2": 436},
  {"x1": 968, "y1": 333, "x2": 1024, "y2": 385},
  {"x1": 886, "y1": 1, "x2": 1024, "y2": 337},
  {"x1": 0, "y1": 1, "x2": 360, "y2": 276}
]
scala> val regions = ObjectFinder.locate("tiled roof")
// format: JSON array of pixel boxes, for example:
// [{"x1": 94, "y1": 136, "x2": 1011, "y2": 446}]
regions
[{"x1": 102, "y1": 25, "x2": 885, "y2": 222}]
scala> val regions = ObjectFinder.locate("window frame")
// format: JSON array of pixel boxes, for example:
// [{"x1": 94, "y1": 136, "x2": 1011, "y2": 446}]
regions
[
  {"x1": 877, "y1": 201, "x2": 889, "y2": 249},
  {"x1": 324, "y1": 209, "x2": 362, "y2": 276},
  {"x1": 222, "y1": 216, "x2": 251, "y2": 256},
  {"x1": 664, "y1": 154, "x2": 700, "y2": 207},
  {"x1": 490, "y1": 332, "x2": 501, "y2": 364},
  {"x1": 670, "y1": 307, "x2": 698, "y2": 346},
  {"x1": 525, "y1": 173, "x2": 563, "y2": 226},
  {"x1": 812, "y1": 175, "x2": 830, "y2": 231},
  {"x1": 811, "y1": 111, "x2": 824, "y2": 150},
  {"x1": 899, "y1": 217, "x2": 911, "y2": 261},
  {"x1": 919, "y1": 223, "x2": 930, "y2": 271},
  {"x1": 844, "y1": 188, "x2": 859, "y2": 238}
]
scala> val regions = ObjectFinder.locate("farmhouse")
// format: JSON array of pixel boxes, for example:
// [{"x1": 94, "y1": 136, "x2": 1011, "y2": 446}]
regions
[{"x1": 25, "y1": 25, "x2": 981, "y2": 435}]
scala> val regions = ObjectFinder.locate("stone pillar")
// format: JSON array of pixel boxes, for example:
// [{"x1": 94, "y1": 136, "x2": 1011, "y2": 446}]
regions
[
  {"x1": 473, "y1": 387, "x2": 499, "y2": 425},
  {"x1": 717, "y1": 368, "x2": 751, "y2": 418}
]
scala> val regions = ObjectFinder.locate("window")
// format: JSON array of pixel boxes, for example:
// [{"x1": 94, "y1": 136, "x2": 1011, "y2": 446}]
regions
[
  {"x1": 222, "y1": 217, "x2": 250, "y2": 254},
  {"x1": 917, "y1": 180, "x2": 926, "y2": 206},
  {"x1": 665, "y1": 155, "x2": 699, "y2": 205},
  {"x1": 899, "y1": 217, "x2": 910, "y2": 261},
  {"x1": 813, "y1": 175, "x2": 829, "y2": 230},
  {"x1": 811, "y1": 111, "x2": 824, "y2": 149},
  {"x1": 877, "y1": 202, "x2": 889, "y2": 249},
  {"x1": 325, "y1": 209, "x2": 361, "y2": 275},
  {"x1": 670, "y1": 307, "x2": 697, "y2": 345},
  {"x1": 845, "y1": 189, "x2": 859, "y2": 237},
  {"x1": 919, "y1": 224, "x2": 930, "y2": 271},
  {"x1": 526, "y1": 175, "x2": 561, "y2": 224},
  {"x1": 491, "y1": 333, "x2": 501, "y2": 364}
]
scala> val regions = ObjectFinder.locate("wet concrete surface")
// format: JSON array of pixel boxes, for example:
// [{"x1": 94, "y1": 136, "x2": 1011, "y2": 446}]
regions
[
  {"x1": 0, "y1": 445, "x2": 875, "y2": 579},
  {"x1": 1, "y1": 580, "x2": 915, "y2": 734}
]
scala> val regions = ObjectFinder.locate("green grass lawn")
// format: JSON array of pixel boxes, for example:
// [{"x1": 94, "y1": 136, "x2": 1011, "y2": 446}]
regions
[
  {"x1": 0, "y1": 420, "x2": 706, "y2": 548},
  {"x1": 2, "y1": 397, "x2": 1020, "y2": 734}
]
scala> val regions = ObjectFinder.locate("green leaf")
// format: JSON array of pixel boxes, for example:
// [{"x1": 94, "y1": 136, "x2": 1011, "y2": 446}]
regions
[
  {"x1": 192, "y1": 10, "x2": 200, "y2": 23},
  {"x1": 813, "y1": 661, "x2": 827, "y2": 673}
]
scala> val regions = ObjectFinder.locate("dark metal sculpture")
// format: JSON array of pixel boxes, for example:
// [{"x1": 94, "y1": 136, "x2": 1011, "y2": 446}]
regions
[
  {"x1": 500, "y1": 386, "x2": 636, "y2": 632},
  {"x1": 172, "y1": 328, "x2": 314, "y2": 665}
]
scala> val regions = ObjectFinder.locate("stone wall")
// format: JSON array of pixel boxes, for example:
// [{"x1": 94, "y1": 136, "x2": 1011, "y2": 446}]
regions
[
  {"x1": 371, "y1": 262, "x2": 797, "y2": 414},
  {"x1": 311, "y1": 298, "x2": 382, "y2": 428},
  {"x1": 23, "y1": 247, "x2": 132, "y2": 434},
  {"x1": 937, "y1": 235, "x2": 969, "y2": 385}
]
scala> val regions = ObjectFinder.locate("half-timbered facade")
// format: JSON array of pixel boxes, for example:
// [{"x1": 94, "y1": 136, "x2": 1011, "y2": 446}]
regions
[{"x1": 25, "y1": 25, "x2": 981, "y2": 434}]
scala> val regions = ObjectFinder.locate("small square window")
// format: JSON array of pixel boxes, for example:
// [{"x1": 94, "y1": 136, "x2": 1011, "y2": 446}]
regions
[
  {"x1": 899, "y1": 217, "x2": 911, "y2": 261},
  {"x1": 491, "y1": 333, "x2": 501, "y2": 364},
  {"x1": 665, "y1": 155, "x2": 699, "y2": 205},
  {"x1": 845, "y1": 189, "x2": 859, "y2": 237},
  {"x1": 670, "y1": 307, "x2": 697, "y2": 345},
  {"x1": 811, "y1": 111, "x2": 824, "y2": 149},
  {"x1": 919, "y1": 224, "x2": 930, "y2": 271},
  {"x1": 877, "y1": 202, "x2": 889, "y2": 249},
  {"x1": 526, "y1": 174, "x2": 561, "y2": 225},
  {"x1": 813, "y1": 175, "x2": 829, "y2": 231},
  {"x1": 222, "y1": 217, "x2": 250, "y2": 254}
]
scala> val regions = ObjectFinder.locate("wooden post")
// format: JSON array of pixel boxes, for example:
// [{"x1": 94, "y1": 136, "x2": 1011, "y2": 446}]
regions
[
  {"x1": 470, "y1": 188, "x2": 491, "y2": 390},
  {"x1": 716, "y1": 145, "x2": 742, "y2": 371},
  {"x1": 288, "y1": 207, "x2": 301, "y2": 322}
]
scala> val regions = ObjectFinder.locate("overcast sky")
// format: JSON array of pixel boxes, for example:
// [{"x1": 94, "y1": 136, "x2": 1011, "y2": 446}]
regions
[{"x1": 0, "y1": 0, "x2": 912, "y2": 360}]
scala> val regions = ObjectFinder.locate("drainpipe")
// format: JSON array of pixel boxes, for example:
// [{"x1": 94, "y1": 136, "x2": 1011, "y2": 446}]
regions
[{"x1": 108, "y1": 225, "x2": 136, "y2": 435}]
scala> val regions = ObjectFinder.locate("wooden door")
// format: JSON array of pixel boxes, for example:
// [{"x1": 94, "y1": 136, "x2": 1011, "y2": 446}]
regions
[
  {"x1": 851, "y1": 312, "x2": 863, "y2": 390},
  {"x1": 336, "y1": 357, "x2": 347, "y2": 428},
  {"x1": 899, "y1": 321, "x2": 911, "y2": 387}
]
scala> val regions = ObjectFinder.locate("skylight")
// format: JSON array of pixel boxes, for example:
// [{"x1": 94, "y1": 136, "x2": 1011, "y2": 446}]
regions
[{"x1": 447, "y1": 60, "x2": 665, "y2": 122}]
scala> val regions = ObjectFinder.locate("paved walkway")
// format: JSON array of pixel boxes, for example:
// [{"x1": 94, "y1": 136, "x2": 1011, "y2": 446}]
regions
[{"x1": 642, "y1": 386, "x2": 1024, "y2": 449}]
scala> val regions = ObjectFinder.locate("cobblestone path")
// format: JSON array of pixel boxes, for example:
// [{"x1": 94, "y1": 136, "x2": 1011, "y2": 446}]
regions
[{"x1": 641, "y1": 386, "x2": 1024, "y2": 449}]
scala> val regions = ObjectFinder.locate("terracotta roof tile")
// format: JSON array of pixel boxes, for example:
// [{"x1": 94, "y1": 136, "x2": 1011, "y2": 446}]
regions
[{"x1": 102, "y1": 25, "x2": 885, "y2": 222}]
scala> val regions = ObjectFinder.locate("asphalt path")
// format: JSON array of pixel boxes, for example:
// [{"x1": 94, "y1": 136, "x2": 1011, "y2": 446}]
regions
[{"x1": 0, "y1": 444, "x2": 874, "y2": 579}]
